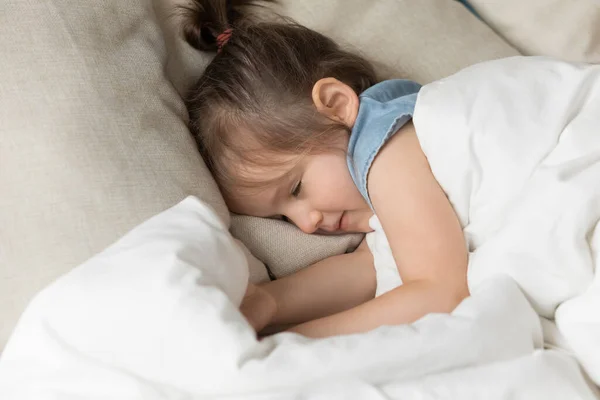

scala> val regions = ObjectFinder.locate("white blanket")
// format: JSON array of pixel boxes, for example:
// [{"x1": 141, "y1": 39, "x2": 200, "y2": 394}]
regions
[
  {"x1": 414, "y1": 56, "x2": 600, "y2": 386},
  {"x1": 0, "y1": 196, "x2": 595, "y2": 399},
  {"x1": 0, "y1": 56, "x2": 599, "y2": 398}
]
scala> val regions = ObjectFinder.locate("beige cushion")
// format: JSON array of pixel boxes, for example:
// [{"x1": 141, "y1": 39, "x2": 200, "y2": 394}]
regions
[
  {"x1": 0, "y1": 0, "x2": 268, "y2": 349},
  {"x1": 229, "y1": 215, "x2": 362, "y2": 278},
  {"x1": 469, "y1": 0, "x2": 600, "y2": 63},
  {"x1": 278, "y1": 0, "x2": 520, "y2": 83},
  {"x1": 1, "y1": 0, "x2": 519, "y2": 349},
  {"x1": 159, "y1": 0, "x2": 520, "y2": 277}
]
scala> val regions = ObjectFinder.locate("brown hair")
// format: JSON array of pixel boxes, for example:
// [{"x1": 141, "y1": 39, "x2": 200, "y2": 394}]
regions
[{"x1": 179, "y1": 0, "x2": 377, "y2": 199}]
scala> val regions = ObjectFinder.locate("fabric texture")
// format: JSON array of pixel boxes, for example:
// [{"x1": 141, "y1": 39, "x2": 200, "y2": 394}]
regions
[
  {"x1": 413, "y1": 56, "x2": 600, "y2": 384},
  {"x1": 275, "y1": 0, "x2": 520, "y2": 84},
  {"x1": 0, "y1": 0, "x2": 268, "y2": 350},
  {"x1": 468, "y1": 0, "x2": 600, "y2": 63},
  {"x1": 347, "y1": 79, "x2": 421, "y2": 208},
  {"x1": 2, "y1": 196, "x2": 595, "y2": 399},
  {"x1": 228, "y1": 215, "x2": 362, "y2": 278}
]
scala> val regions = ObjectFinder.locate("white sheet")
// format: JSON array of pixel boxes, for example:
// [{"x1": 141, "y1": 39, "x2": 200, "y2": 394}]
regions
[{"x1": 1, "y1": 56, "x2": 599, "y2": 398}]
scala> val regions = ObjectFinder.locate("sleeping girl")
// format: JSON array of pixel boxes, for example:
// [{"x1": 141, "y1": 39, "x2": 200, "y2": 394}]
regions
[{"x1": 178, "y1": 0, "x2": 600, "y2": 341}]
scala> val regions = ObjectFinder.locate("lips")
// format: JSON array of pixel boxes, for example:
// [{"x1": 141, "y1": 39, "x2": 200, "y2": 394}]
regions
[
  {"x1": 337, "y1": 212, "x2": 347, "y2": 232},
  {"x1": 318, "y1": 212, "x2": 346, "y2": 234}
]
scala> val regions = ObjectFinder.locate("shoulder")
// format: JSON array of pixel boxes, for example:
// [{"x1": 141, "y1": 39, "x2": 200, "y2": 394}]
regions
[
  {"x1": 347, "y1": 81, "x2": 422, "y2": 209},
  {"x1": 368, "y1": 121, "x2": 438, "y2": 221},
  {"x1": 367, "y1": 121, "x2": 467, "y2": 283},
  {"x1": 380, "y1": 121, "x2": 426, "y2": 172}
]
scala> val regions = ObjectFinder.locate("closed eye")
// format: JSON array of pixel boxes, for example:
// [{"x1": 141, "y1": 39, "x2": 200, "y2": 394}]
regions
[
  {"x1": 281, "y1": 215, "x2": 291, "y2": 223},
  {"x1": 291, "y1": 180, "x2": 302, "y2": 197},
  {"x1": 270, "y1": 215, "x2": 292, "y2": 223}
]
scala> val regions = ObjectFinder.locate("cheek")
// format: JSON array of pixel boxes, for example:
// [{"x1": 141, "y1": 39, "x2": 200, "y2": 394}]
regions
[{"x1": 311, "y1": 158, "x2": 365, "y2": 207}]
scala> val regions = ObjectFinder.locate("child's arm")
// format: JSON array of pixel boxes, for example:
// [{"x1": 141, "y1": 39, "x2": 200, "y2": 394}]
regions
[
  {"x1": 264, "y1": 239, "x2": 376, "y2": 326},
  {"x1": 240, "y1": 240, "x2": 376, "y2": 332},
  {"x1": 289, "y1": 122, "x2": 469, "y2": 338}
]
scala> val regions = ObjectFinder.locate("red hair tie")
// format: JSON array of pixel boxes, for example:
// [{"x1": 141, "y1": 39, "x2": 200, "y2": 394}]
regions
[{"x1": 216, "y1": 28, "x2": 233, "y2": 53}]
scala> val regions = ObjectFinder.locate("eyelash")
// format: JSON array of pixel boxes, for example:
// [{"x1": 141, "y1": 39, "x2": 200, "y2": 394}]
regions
[{"x1": 291, "y1": 180, "x2": 302, "y2": 198}]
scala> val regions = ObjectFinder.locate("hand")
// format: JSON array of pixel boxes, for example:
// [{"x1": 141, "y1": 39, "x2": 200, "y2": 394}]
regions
[{"x1": 239, "y1": 282, "x2": 277, "y2": 333}]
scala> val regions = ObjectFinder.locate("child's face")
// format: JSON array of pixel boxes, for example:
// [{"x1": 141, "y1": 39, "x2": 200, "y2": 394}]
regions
[{"x1": 226, "y1": 136, "x2": 374, "y2": 234}]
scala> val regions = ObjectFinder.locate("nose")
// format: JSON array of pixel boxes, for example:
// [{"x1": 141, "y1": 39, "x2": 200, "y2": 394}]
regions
[{"x1": 285, "y1": 205, "x2": 322, "y2": 234}]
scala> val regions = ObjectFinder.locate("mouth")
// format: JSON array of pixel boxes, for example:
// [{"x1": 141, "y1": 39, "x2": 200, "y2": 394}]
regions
[
  {"x1": 337, "y1": 212, "x2": 347, "y2": 231},
  {"x1": 320, "y1": 212, "x2": 346, "y2": 234},
  {"x1": 329, "y1": 211, "x2": 347, "y2": 233}
]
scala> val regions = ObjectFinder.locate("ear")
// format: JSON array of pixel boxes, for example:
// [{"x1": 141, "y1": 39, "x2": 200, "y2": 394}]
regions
[{"x1": 311, "y1": 78, "x2": 360, "y2": 128}]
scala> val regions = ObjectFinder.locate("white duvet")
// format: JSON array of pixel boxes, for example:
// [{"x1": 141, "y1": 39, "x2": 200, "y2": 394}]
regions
[
  {"x1": 0, "y1": 57, "x2": 599, "y2": 399},
  {"x1": 414, "y1": 56, "x2": 600, "y2": 386}
]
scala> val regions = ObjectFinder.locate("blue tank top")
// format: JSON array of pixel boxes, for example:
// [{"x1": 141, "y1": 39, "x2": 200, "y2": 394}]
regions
[{"x1": 346, "y1": 79, "x2": 422, "y2": 209}]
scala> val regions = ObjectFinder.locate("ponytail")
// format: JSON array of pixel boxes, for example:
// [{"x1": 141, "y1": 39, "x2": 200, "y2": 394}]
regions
[{"x1": 178, "y1": 0, "x2": 274, "y2": 51}]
